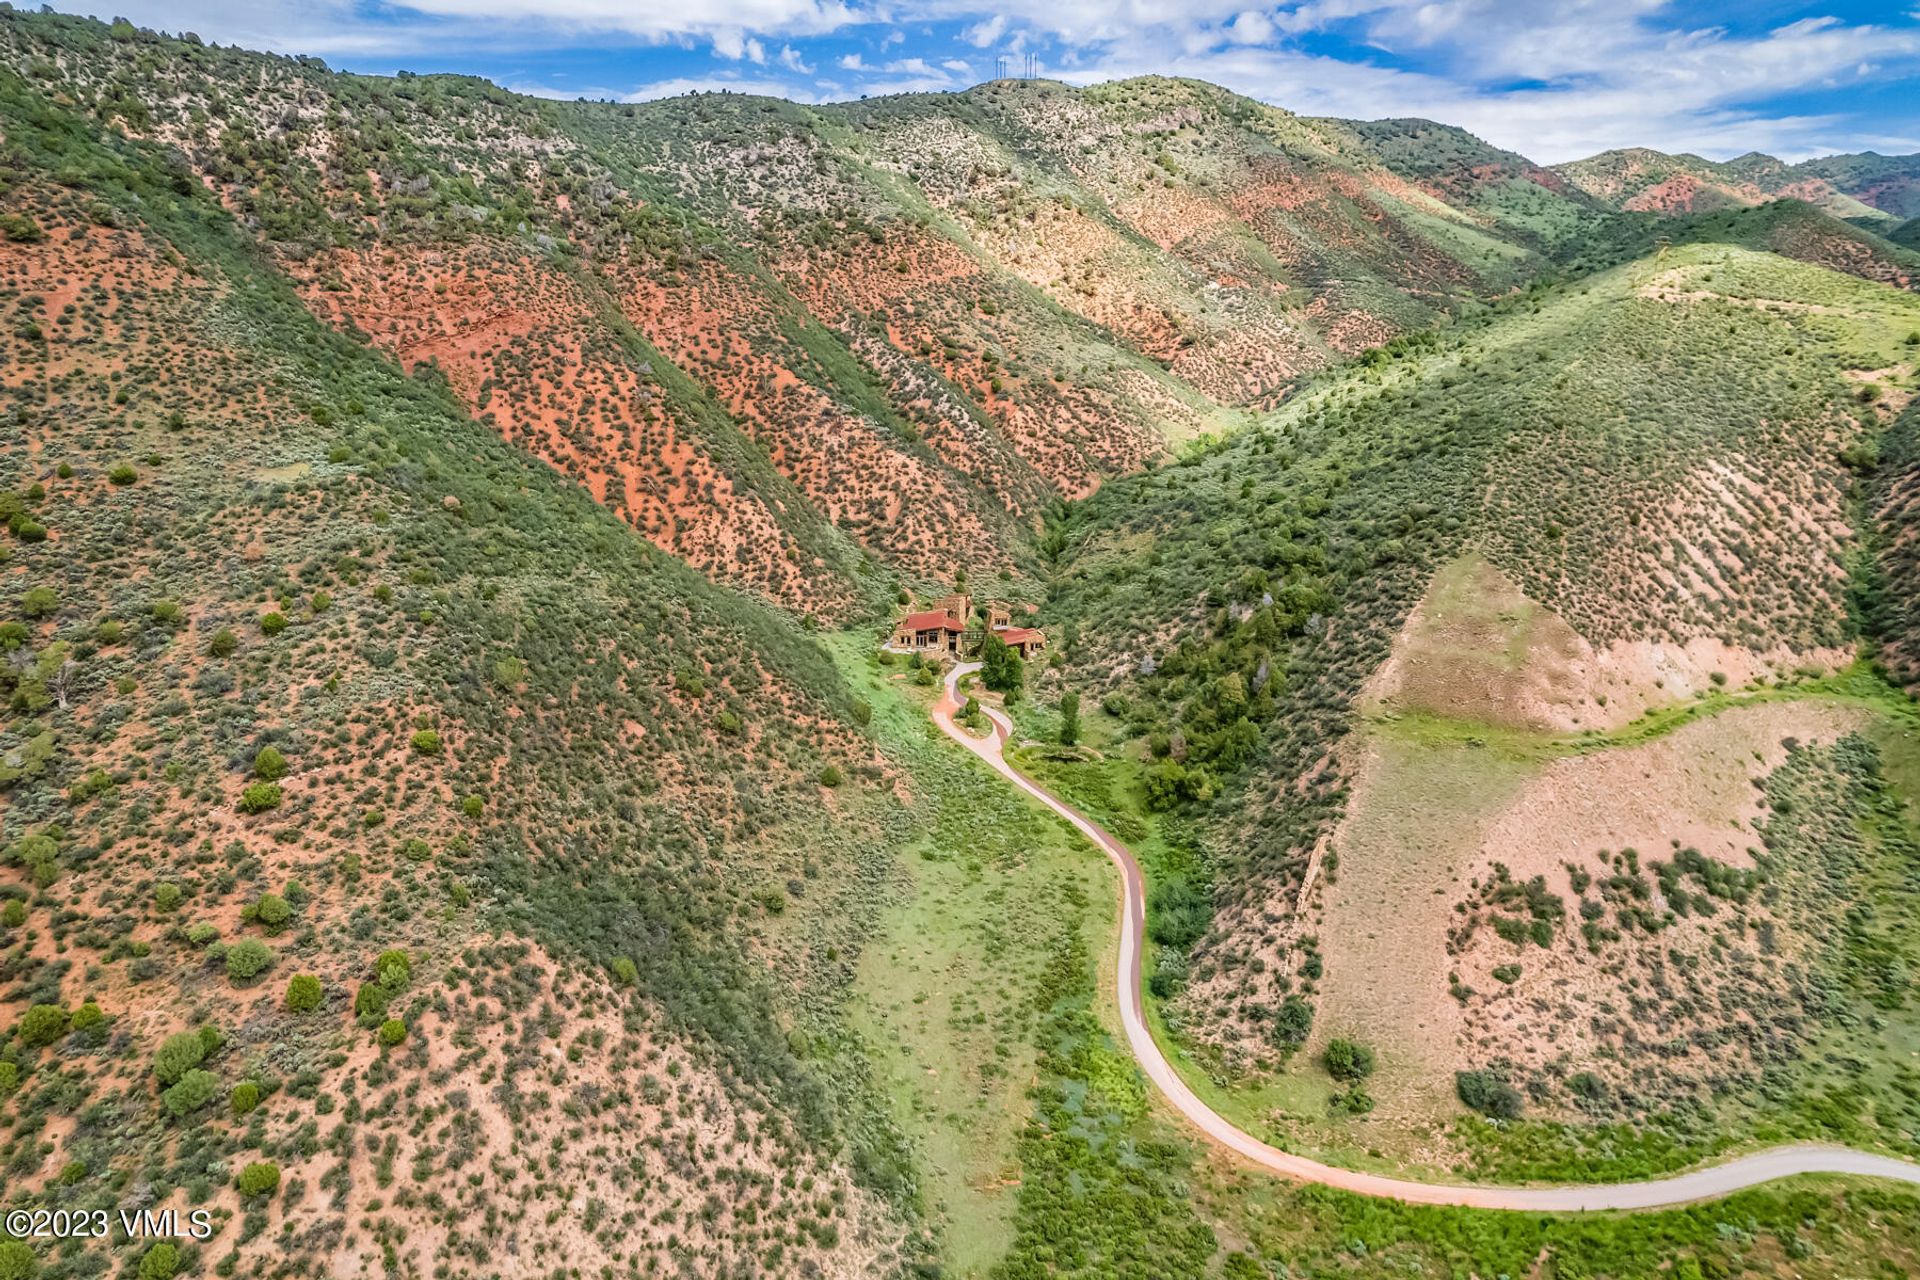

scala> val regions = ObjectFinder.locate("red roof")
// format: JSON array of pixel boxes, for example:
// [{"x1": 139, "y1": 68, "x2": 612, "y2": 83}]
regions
[
  {"x1": 900, "y1": 610, "x2": 965, "y2": 632},
  {"x1": 995, "y1": 626, "x2": 1044, "y2": 645}
]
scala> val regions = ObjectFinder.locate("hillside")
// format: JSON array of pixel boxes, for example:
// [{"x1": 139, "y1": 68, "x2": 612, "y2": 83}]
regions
[
  {"x1": 1798, "y1": 152, "x2": 1920, "y2": 221},
  {"x1": 1034, "y1": 240, "x2": 1920, "y2": 1171},
  {"x1": 1555, "y1": 146, "x2": 1920, "y2": 224},
  {"x1": 9, "y1": 9, "x2": 1920, "y2": 1280},
  {"x1": 0, "y1": 14, "x2": 1623, "y2": 619},
  {"x1": 0, "y1": 65, "x2": 940, "y2": 1278}
]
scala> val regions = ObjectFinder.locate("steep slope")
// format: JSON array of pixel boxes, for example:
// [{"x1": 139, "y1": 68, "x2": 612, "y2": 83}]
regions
[
  {"x1": 1308, "y1": 116, "x2": 1605, "y2": 257},
  {"x1": 829, "y1": 78, "x2": 1548, "y2": 407},
  {"x1": 0, "y1": 79, "x2": 930, "y2": 1278},
  {"x1": 1555, "y1": 146, "x2": 1911, "y2": 224},
  {"x1": 1798, "y1": 152, "x2": 1920, "y2": 220},
  {"x1": 0, "y1": 14, "x2": 1607, "y2": 616},
  {"x1": 1035, "y1": 242, "x2": 1920, "y2": 1165}
]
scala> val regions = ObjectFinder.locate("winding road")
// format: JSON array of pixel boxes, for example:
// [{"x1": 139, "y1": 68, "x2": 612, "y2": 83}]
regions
[{"x1": 931, "y1": 660, "x2": 1920, "y2": 1210}]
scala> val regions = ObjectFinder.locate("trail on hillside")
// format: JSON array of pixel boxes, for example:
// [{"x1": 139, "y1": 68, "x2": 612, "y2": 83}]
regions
[{"x1": 929, "y1": 661, "x2": 1920, "y2": 1210}]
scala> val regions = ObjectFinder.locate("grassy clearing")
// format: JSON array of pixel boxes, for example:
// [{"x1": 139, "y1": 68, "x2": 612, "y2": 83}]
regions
[
  {"x1": 826, "y1": 635, "x2": 1118, "y2": 1274},
  {"x1": 1197, "y1": 1161, "x2": 1920, "y2": 1279},
  {"x1": 1002, "y1": 650, "x2": 1920, "y2": 1188},
  {"x1": 903, "y1": 652, "x2": 1920, "y2": 1278},
  {"x1": 1371, "y1": 658, "x2": 1920, "y2": 758}
]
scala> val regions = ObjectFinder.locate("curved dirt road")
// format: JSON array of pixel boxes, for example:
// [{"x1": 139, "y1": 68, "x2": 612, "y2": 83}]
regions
[{"x1": 932, "y1": 661, "x2": 1920, "y2": 1210}]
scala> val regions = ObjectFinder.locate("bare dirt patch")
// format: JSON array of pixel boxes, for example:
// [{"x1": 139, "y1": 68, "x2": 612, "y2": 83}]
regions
[{"x1": 1366, "y1": 553, "x2": 1849, "y2": 733}]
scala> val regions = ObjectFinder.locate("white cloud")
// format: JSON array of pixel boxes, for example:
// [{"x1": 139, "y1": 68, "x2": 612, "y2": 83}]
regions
[
  {"x1": 964, "y1": 12, "x2": 1007, "y2": 45},
  {"x1": 778, "y1": 43, "x2": 815, "y2": 71},
  {"x1": 63, "y1": 0, "x2": 862, "y2": 63},
  {"x1": 1223, "y1": 9, "x2": 1273, "y2": 45},
  {"x1": 839, "y1": 52, "x2": 869, "y2": 69},
  {"x1": 1049, "y1": 28, "x2": 1920, "y2": 162}
]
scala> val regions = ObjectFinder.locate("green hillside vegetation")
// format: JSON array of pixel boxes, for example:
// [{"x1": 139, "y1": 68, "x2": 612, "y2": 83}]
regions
[
  {"x1": 0, "y1": 10, "x2": 1588, "y2": 616},
  {"x1": 7, "y1": 8, "x2": 1920, "y2": 1277},
  {"x1": 1554, "y1": 145, "x2": 1908, "y2": 225},
  {"x1": 1796, "y1": 152, "x2": 1920, "y2": 220},
  {"x1": 1034, "y1": 241, "x2": 1920, "y2": 1154},
  {"x1": 0, "y1": 60, "x2": 939, "y2": 1275}
]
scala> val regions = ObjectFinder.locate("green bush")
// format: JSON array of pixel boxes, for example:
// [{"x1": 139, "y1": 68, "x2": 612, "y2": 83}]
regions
[
  {"x1": 68, "y1": 769, "x2": 113, "y2": 804},
  {"x1": 107, "y1": 463, "x2": 137, "y2": 486},
  {"x1": 1058, "y1": 689, "x2": 1081, "y2": 745},
  {"x1": 6, "y1": 834, "x2": 59, "y2": 887},
  {"x1": 1323, "y1": 1038, "x2": 1376, "y2": 1084},
  {"x1": 230, "y1": 1081, "x2": 261, "y2": 1116},
  {"x1": 285, "y1": 974, "x2": 324, "y2": 1012},
  {"x1": 17, "y1": 1003, "x2": 69, "y2": 1048},
  {"x1": 1272, "y1": 994, "x2": 1313, "y2": 1050},
  {"x1": 207, "y1": 627, "x2": 237, "y2": 657},
  {"x1": 138, "y1": 1242, "x2": 179, "y2": 1280},
  {"x1": 0, "y1": 213, "x2": 43, "y2": 243},
  {"x1": 375, "y1": 949, "x2": 411, "y2": 989},
  {"x1": 0, "y1": 1241, "x2": 38, "y2": 1280},
  {"x1": 161, "y1": 1069, "x2": 219, "y2": 1119},
  {"x1": 818, "y1": 764, "x2": 843, "y2": 787},
  {"x1": 260, "y1": 611, "x2": 288, "y2": 635},
  {"x1": 1456, "y1": 1069, "x2": 1524, "y2": 1120},
  {"x1": 980, "y1": 630, "x2": 1025, "y2": 695},
  {"x1": 1146, "y1": 877, "x2": 1211, "y2": 950},
  {"x1": 236, "y1": 1161, "x2": 280, "y2": 1198},
  {"x1": 461, "y1": 793, "x2": 484, "y2": 818},
  {"x1": 225, "y1": 938, "x2": 273, "y2": 982},
  {"x1": 611, "y1": 956, "x2": 638, "y2": 986},
  {"x1": 0, "y1": 900, "x2": 23, "y2": 928},
  {"x1": 252, "y1": 893, "x2": 290, "y2": 931},
  {"x1": 154, "y1": 882, "x2": 182, "y2": 913},
  {"x1": 253, "y1": 746, "x2": 288, "y2": 780},
  {"x1": 409, "y1": 729, "x2": 442, "y2": 755},
  {"x1": 378, "y1": 1018, "x2": 407, "y2": 1046},
  {"x1": 20, "y1": 585, "x2": 57, "y2": 618},
  {"x1": 238, "y1": 781, "x2": 282, "y2": 813},
  {"x1": 69, "y1": 1002, "x2": 105, "y2": 1038},
  {"x1": 354, "y1": 982, "x2": 390, "y2": 1022},
  {"x1": 1141, "y1": 760, "x2": 1214, "y2": 810}
]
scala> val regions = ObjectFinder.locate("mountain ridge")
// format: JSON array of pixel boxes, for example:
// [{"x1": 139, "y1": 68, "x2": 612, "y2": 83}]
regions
[{"x1": 7, "y1": 9, "x2": 1920, "y2": 1279}]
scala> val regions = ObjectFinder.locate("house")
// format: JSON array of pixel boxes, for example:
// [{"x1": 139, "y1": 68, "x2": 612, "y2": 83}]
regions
[
  {"x1": 992, "y1": 625, "x2": 1047, "y2": 660},
  {"x1": 892, "y1": 609, "x2": 967, "y2": 654},
  {"x1": 930, "y1": 593, "x2": 972, "y2": 624},
  {"x1": 983, "y1": 599, "x2": 1013, "y2": 630}
]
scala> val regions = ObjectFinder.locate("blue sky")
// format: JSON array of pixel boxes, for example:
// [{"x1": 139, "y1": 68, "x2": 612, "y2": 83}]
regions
[{"x1": 51, "y1": 0, "x2": 1920, "y2": 162}]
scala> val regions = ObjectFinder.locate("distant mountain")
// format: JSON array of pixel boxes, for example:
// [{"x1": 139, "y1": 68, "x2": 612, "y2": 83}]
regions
[
  {"x1": 1798, "y1": 152, "x2": 1920, "y2": 220},
  {"x1": 1555, "y1": 145, "x2": 1917, "y2": 222}
]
